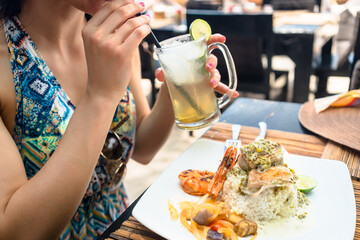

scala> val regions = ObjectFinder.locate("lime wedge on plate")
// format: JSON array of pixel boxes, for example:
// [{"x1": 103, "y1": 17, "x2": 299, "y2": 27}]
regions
[
  {"x1": 296, "y1": 174, "x2": 317, "y2": 194},
  {"x1": 189, "y1": 19, "x2": 212, "y2": 41}
]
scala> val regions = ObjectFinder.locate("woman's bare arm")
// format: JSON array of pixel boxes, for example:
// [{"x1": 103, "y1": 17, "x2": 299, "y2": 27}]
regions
[
  {"x1": 0, "y1": 94, "x2": 118, "y2": 240},
  {"x1": 0, "y1": 0, "x2": 150, "y2": 238},
  {"x1": 129, "y1": 51, "x2": 175, "y2": 164}
]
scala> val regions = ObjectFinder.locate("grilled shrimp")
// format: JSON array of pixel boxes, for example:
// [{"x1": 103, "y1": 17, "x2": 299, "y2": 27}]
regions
[
  {"x1": 178, "y1": 169, "x2": 215, "y2": 196},
  {"x1": 208, "y1": 146, "x2": 239, "y2": 198}
]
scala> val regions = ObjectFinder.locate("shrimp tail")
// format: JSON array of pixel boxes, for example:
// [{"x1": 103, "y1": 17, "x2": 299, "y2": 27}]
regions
[{"x1": 208, "y1": 146, "x2": 239, "y2": 198}]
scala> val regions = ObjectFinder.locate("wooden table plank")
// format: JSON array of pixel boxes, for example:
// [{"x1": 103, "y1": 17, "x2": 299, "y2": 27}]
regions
[
  {"x1": 202, "y1": 122, "x2": 327, "y2": 158},
  {"x1": 109, "y1": 217, "x2": 166, "y2": 240},
  {"x1": 203, "y1": 123, "x2": 360, "y2": 178},
  {"x1": 108, "y1": 123, "x2": 359, "y2": 240},
  {"x1": 322, "y1": 141, "x2": 360, "y2": 179}
]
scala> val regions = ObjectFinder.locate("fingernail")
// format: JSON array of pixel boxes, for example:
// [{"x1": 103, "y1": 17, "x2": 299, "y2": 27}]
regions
[
  {"x1": 144, "y1": 13, "x2": 151, "y2": 19},
  {"x1": 207, "y1": 63, "x2": 213, "y2": 69},
  {"x1": 155, "y1": 68, "x2": 161, "y2": 75},
  {"x1": 138, "y1": 1, "x2": 145, "y2": 7},
  {"x1": 210, "y1": 79, "x2": 217, "y2": 87}
]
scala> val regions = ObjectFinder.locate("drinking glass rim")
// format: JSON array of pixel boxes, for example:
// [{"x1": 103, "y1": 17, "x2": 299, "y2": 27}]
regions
[{"x1": 154, "y1": 34, "x2": 206, "y2": 53}]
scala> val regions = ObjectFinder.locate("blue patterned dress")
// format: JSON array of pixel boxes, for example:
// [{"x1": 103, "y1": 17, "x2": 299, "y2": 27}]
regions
[{"x1": 4, "y1": 16, "x2": 136, "y2": 239}]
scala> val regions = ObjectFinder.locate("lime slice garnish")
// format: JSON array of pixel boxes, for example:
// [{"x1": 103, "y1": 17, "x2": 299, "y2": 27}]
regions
[
  {"x1": 189, "y1": 19, "x2": 212, "y2": 41},
  {"x1": 296, "y1": 174, "x2": 317, "y2": 194}
]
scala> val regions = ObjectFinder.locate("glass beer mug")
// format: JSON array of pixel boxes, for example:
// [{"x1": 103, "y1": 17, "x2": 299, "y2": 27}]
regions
[{"x1": 155, "y1": 34, "x2": 237, "y2": 130}]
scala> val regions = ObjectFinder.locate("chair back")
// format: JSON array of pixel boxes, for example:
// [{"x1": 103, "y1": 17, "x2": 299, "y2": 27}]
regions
[
  {"x1": 139, "y1": 40, "x2": 158, "y2": 106},
  {"x1": 271, "y1": 0, "x2": 317, "y2": 11},
  {"x1": 186, "y1": 0, "x2": 220, "y2": 10},
  {"x1": 352, "y1": 12, "x2": 360, "y2": 74},
  {"x1": 350, "y1": 11, "x2": 360, "y2": 89},
  {"x1": 186, "y1": 10, "x2": 273, "y2": 97}
]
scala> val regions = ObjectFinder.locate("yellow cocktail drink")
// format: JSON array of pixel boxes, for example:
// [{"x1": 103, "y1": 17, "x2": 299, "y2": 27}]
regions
[{"x1": 155, "y1": 34, "x2": 237, "y2": 130}]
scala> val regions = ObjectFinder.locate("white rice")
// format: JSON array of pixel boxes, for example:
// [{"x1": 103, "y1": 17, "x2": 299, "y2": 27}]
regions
[{"x1": 222, "y1": 166, "x2": 307, "y2": 222}]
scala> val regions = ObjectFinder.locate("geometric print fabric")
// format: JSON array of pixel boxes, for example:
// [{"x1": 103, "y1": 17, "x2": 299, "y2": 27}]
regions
[{"x1": 4, "y1": 16, "x2": 136, "y2": 239}]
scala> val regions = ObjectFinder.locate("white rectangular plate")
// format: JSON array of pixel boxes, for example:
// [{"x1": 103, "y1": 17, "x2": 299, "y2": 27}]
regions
[{"x1": 133, "y1": 139, "x2": 356, "y2": 240}]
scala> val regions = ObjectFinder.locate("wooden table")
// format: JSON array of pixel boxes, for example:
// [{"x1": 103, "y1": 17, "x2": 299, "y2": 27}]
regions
[{"x1": 100, "y1": 122, "x2": 360, "y2": 240}]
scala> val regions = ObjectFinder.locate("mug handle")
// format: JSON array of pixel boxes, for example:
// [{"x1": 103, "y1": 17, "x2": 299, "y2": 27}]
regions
[{"x1": 208, "y1": 43, "x2": 237, "y2": 109}]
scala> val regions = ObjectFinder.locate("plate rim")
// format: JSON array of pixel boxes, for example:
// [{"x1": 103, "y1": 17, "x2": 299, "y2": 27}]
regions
[{"x1": 133, "y1": 138, "x2": 356, "y2": 240}]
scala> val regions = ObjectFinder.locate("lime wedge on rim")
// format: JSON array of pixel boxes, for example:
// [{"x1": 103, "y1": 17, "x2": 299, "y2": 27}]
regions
[
  {"x1": 296, "y1": 174, "x2": 317, "y2": 194},
  {"x1": 189, "y1": 19, "x2": 212, "y2": 41}
]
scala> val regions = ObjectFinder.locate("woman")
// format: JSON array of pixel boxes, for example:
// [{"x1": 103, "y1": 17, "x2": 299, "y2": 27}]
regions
[{"x1": 0, "y1": 0, "x2": 237, "y2": 239}]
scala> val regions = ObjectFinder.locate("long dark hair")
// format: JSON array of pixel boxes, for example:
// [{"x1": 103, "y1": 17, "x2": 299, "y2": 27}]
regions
[{"x1": 0, "y1": 0, "x2": 23, "y2": 18}]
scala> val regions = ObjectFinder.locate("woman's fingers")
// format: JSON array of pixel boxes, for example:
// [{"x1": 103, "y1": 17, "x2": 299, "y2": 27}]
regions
[
  {"x1": 209, "y1": 69, "x2": 239, "y2": 98},
  {"x1": 113, "y1": 14, "x2": 150, "y2": 44},
  {"x1": 122, "y1": 24, "x2": 151, "y2": 52},
  {"x1": 206, "y1": 34, "x2": 238, "y2": 98},
  {"x1": 231, "y1": 89, "x2": 239, "y2": 98},
  {"x1": 83, "y1": 0, "x2": 148, "y2": 50},
  {"x1": 83, "y1": 0, "x2": 150, "y2": 56},
  {"x1": 153, "y1": 35, "x2": 238, "y2": 99},
  {"x1": 155, "y1": 67, "x2": 239, "y2": 98},
  {"x1": 213, "y1": 81, "x2": 239, "y2": 98},
  {"x1": 206, "y1": 54, "x2": 218, "y2": 72},
  {"x1": 82, "y1": 0, "x2": 152, "y2": 101},
  {"x1": 100, "y1": 2, "x2": 146, "y2": 34},
  {"x1": 207, "y1": 33, "x2": 226, "y2": 45},
  {"x1": 88, "y1": 0, "x2": 133, "y2": 26},
  {"x1": 155, "y1": 68, "x2": 166, "y2": 82},
  {"x1": 209, "y1": 69, "x2": 221, "y2": 88}
]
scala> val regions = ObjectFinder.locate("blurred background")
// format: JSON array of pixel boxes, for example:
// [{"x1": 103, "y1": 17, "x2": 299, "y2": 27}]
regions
[{"x1": 124, "y1": 0, "x2": 360, "y2": 203}]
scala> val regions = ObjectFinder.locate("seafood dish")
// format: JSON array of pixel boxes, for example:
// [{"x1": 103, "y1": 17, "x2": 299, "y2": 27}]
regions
[
  {"x1": 174, "y1": 139, "x2": 310, "y2": 240},
  {"x1": 132, "y1": 138, "x2": 355, "y2": 240},
  {"x1": 222, "y1": 140, "x2": 309, "y2": 222}
]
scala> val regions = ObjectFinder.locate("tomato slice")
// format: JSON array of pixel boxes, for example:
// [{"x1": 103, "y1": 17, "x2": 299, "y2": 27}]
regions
[{"x1": 209, "y1": 220, "x2": 233, "y2": 232}]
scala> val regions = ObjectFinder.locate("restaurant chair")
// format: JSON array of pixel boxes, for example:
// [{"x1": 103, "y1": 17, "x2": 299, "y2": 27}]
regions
[
  {"x1": 350, "y1": 60, "x2": 360, "y2": 90},
  {"x1": 186, "y1": 9, "x2": 289, "y2": 100},
  {"x1": 186, "y1": 0, "x2": 220, "y2": 10},
  {"x1": 313, "y1": 10, "x2": 360, "y2": 97},
  {"x1": 350, "y1": 12, "x2": 360, "y2": 90},
  {"x1": 139, "y1": 39, "x2": 158, "y2": 107},
  {"x1": 270, "y1": 0, "x2": 318, "y2": 11}
]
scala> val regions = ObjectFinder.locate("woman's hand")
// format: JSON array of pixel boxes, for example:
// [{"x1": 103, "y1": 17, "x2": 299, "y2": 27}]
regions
[
  {"x1": 82, "y1": 0, "x2": 151, "y2": 102},
  {"x1": 155, "y1": 33, "x2": 239, "y2": 98}
]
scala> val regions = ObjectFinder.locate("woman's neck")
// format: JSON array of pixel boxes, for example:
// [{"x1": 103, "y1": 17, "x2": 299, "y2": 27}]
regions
[{"x1": 18, "y1": 0, "x2": 86, "y2": 53}]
